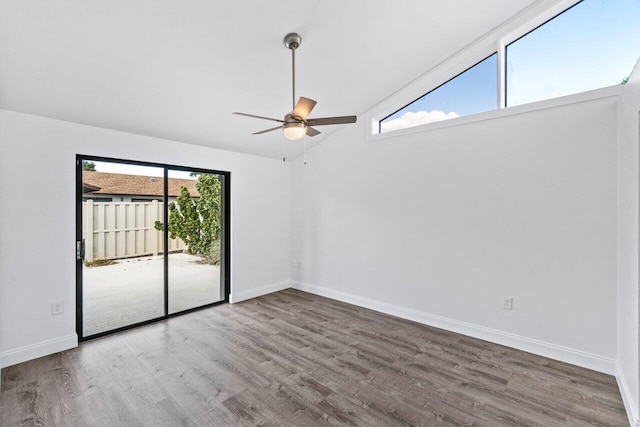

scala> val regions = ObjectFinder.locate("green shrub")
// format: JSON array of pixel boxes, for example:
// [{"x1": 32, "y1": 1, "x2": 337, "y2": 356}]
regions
[{"x1": 155, "y1": 174, "x2": 221, "y2": 259}]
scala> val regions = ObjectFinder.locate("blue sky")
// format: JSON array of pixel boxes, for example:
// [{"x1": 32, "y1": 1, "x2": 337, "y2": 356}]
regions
[
  {"x1": 382, "y1": 0, "x2": 640, "y2": 132},
  {"x1": 385, "y1": 54, "x2": 497, "y2": 122},
  {"x1": 507, "y1": 0, "x2": 640, "y2": 106}
]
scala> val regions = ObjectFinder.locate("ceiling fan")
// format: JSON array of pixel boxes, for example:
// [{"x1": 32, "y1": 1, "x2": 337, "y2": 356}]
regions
[{"x1": 233, "y1": 32, "x2": 357, "y2": 140}]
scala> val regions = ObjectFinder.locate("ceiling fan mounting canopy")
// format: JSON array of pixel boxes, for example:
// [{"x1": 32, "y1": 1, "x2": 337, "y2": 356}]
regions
[
  {"x1": 283, "y1": 32, "x2": 302, "y2": 50},
  {"x1": 233, "y1": 32, "x2": 357, "y2": 140}
]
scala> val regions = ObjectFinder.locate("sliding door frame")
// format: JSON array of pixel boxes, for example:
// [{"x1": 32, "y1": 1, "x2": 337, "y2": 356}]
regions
[{"x1": 75, "y1": 154, "x2": 231, "y2": 341}]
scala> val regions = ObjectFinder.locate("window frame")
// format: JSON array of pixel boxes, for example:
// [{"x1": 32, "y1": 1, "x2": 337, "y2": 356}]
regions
[{"x1": 76, "y1": 154, "x2": 232, "y2": 342}]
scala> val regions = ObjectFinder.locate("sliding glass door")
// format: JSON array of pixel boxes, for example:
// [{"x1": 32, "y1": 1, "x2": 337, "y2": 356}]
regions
[{"x1": 76, "y1": 156, "x2": 229, "y2": 340}]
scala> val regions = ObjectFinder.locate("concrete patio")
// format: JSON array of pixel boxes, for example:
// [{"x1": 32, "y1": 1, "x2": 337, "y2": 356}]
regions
[{"x1": 82, "y1": 253, "x2": 221, "y2": 336}]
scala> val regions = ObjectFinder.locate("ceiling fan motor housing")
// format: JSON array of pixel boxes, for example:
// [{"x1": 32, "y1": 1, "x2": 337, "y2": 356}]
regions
[{"x1": 285, "y1": 113, "x2": 303, "y2": 123}]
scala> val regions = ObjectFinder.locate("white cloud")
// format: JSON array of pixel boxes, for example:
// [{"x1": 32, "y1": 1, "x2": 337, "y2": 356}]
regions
[{"x1": 381, "y1": 110, "x2": 460, "y2": 132}]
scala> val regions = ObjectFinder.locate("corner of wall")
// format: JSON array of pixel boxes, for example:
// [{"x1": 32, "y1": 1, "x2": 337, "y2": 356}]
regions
[
  {"x1": 617, "y1": 361, "x2": 640, "y2": 427},
  {"x1": 616, "y1": 56, "x2": 640, "y2": 426},
  {"x1": 229, "y1": 280, "x2": 292, "y2": 304}
]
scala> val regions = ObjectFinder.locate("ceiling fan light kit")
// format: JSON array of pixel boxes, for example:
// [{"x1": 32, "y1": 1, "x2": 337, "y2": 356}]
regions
[
  {"x1": 283, "y1": 122, "x2": 306, "y2": 140},
  {"x1": 233, "y1": 32, "x2": 357, "y2": 141}
]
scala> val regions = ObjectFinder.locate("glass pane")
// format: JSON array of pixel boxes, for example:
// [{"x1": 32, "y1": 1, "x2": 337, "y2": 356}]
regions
[
  {"x1": 167, "y1": 169, "x2": 224, "y2": 314},
  {"x1": 82, "y1": 161, "x2": 165, "y2": 336},
  {"x1": 380, "y1": 54, "x2": 497, "y2": 132},
  {"x1": 506, "y1": 0, "x2": 640, "y2": 106}
]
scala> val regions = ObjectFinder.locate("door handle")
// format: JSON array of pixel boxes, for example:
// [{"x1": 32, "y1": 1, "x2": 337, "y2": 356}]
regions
[{"x1": 76, "y1": 239, "x2": 85, "y2": 261}]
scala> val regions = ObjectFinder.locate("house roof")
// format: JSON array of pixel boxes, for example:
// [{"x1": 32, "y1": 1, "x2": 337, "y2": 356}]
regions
[{"x1": 82, "y1": 171, "x2": 200, "y2": 197}]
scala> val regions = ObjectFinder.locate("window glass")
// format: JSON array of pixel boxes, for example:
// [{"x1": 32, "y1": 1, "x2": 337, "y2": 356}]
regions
[
  {"x1": 380, "y1": 54, "x2": 497, "y2": 133},
  {"x1": 506, "y1": 0, "x2": 640, "y2": 107}
]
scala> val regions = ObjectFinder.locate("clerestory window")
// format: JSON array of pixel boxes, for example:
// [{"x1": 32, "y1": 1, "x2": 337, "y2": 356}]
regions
[
  {"x1": 506, "y1": 0, "x2": 640, "y2": 107},
  {"x1": 380, "y1": 54, "x2": 497, "y2": 133},
  {"x1": 376, "y1": 0, "x2": 640, "y2": 135}
]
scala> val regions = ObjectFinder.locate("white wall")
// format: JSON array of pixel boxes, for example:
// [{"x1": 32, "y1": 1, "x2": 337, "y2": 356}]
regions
[
  {"x1": 2, "y1": 84, "x2": 637, "y2": 421},
  {"x1": 0, "y1": 109, "x2": 291, "y2": 367},
  {"x1": 291, "y1": 93, "x2": 619, "y2": 373},
  {"x1": 617, "y1": 61, "x2": 640, "y2": 426}
]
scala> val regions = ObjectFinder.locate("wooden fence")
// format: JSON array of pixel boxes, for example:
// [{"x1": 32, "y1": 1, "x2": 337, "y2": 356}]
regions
[{"x1": 82, "y1": 200, "x2": 186, "y2": 262}]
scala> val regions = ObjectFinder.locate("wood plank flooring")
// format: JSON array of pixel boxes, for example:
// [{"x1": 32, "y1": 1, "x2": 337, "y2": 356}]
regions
[{"x1": 0, "y1": 289, "x2": 629, "y2": 426}]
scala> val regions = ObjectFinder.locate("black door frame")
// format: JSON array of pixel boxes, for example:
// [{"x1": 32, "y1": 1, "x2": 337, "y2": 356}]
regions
[{"x1": 76, "y1": 155, "x2": 231, "y2": 341}]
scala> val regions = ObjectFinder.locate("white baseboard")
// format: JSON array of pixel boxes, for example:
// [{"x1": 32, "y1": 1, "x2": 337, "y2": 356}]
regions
[
  {"x1": 616, "y1": 362, "x2": 640, "y2": 427},
  {"x1": 292, "y1": 281, "x2": 616, "y2": 375},
  {"x1": 0, "y1": 334, "x2": 78, "y2": 369},
  {"x1": 230, "y1": 280, "x2": 291, "y2": 304}
]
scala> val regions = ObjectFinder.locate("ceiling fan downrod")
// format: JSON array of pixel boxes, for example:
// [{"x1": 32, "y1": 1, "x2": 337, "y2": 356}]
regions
[{"x1": 283, "y1": 33, "x2": 302, "y2": 112}]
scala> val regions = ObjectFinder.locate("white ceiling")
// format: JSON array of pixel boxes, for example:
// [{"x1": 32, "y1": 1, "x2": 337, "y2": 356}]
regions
[{"x1": 0, "y1": 0, "x2": 540, "y2": 159}]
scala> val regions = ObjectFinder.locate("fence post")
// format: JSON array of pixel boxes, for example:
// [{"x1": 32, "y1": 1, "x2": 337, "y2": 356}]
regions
[
  {"x1": 152, "y1": 199, "x2": 159, "y2": 256},
  {"x1": 84, "y1": 200, "x2": 94, "y2": 262}
]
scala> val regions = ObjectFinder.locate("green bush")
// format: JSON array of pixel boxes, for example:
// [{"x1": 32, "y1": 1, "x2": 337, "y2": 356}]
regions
[
  {"x1": 201, "y1": 240, "x2": 221, "y2": 266},
  {"x1": 154, "y1": 174, "x2": 222, "y2": 259}
]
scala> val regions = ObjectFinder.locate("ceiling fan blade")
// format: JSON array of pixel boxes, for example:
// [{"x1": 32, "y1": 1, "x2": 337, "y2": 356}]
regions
[
  {"x1": 306, "y1": 126, "x2": 321, "y2": 137},
  {"x1": 306, "y1": 115, "x2": 357, "y2": 126},
  {"x1": 233, "y1": 112, "x2": 285, "y2": 123},
  {"x1": 252, "y1": 125, "x2": 283, "y2": 135},
  {"x1": 293, "y1": 97, "x2": 317, "y2": 120}
]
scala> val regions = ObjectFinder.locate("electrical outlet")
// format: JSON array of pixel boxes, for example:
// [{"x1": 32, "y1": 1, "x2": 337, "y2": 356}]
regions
[
  {"x1": 501, "y1": 297, "x2": 513, "y2": 311},
  {"x1": 51, "y1": 301, "x2": 64, "y2": 316}
]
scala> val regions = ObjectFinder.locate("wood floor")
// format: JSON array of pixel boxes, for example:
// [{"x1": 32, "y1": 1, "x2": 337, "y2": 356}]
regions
[{"x1": 0, "y1": 289, "x2": 628, "y2": 426}]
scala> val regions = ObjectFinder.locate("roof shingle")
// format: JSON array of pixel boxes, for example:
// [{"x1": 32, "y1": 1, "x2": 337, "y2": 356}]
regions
[{"x1": 82, "y1": 171, "x2": 200, "y2": 197}]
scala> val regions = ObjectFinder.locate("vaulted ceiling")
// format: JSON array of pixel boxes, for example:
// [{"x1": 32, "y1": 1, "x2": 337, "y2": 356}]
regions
[{"x1": 0, "y1": 0, "x2": 541, "y2": 159}]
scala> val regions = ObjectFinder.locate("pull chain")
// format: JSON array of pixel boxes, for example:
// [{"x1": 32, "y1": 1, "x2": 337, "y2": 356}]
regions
[
  {"x1": 303, "y1": 135, "x2": 307, "y2": 165},
  {"x1": 282, "y1": 137, "x2": 286, "y2": 163}
]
